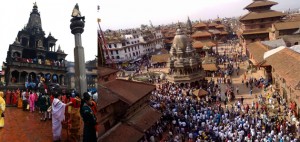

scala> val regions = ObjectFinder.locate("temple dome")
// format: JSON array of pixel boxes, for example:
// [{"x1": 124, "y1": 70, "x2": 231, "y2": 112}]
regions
[{"x1": 172, "y1": 26, "x2": 188, "y2": 51}]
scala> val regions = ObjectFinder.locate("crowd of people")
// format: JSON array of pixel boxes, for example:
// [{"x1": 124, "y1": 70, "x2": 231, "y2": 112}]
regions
[
  {"x1": 0, "y1": 86, "x2": 99, "y2": 142},
  {"x1": 144, "y1": 80, "x2": 300, "y2": 142},
  {"x1": 13, "y1": 56, "x2": 65, "y2": 67},
  {"x1": 139, "y1": 45, "x2": 300, "y2": 142}
]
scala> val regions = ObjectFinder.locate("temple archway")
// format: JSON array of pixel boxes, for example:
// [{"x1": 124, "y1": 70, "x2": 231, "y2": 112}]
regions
[
  {"x1": 28, "y1": 72, "x2": 36, "y2": 83},
  {"x1": 20, "y1": 71, "x2": 28, "y2": 83},
  {"x1": 11, "y1": 70, "x2": 20, "y2": 83},
  {"x1": 52, "y1": 74, "x2": 58, "y2": 83},
  {"x1": 59, "y1": 74, "x2": 65, "y2": 85},
  {"x1": 45, "y1": 73, "x2": 51, "y2": 83}
]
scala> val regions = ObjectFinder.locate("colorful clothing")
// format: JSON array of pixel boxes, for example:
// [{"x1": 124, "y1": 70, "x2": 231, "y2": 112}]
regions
[
  {"x1": 12, "y1": 91, "x2": 18, "y2": 106},
  {"x1": 29, "y1": 93, "x2": 36, "y2": 112},
  {"x1": 52, "y1": 98, "x2": 66, "y2": 141},
  {"x1": 5, "y1": 90, "x2": 11, "y2": 105},
  {"x1": 17, "y1": 90, "x2": 22, "y2": 108},
  {"x1": 0, "y1": 91, "x2": 5, "y2": 127}
]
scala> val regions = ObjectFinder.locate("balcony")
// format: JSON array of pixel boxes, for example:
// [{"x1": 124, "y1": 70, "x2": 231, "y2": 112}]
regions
[{"x1": 10, "y1": 61, "x2": 67, "y2": 71}]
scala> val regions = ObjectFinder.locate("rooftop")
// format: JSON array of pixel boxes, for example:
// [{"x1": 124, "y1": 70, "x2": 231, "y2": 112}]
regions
[
  {"x1": 240, "y1": 10, "x2": 285, "y2": 21},
  {"x1": 264, "y1": 48, "x2": 300, "y2": 88},
  {"x1": 274, "y1": 21, "x2": 300, "y2": 31},
  {"x1": 247, "y1": 41, "x2": 269, "y2": 65},
  {"x1": 102, "y1": 79, "x2": 156, "y2": 106},
  {"x1": 98, "y1": 123, "x2": 144, "y2": 142},
  {"x1": 126, "y1": 105, "x2": 162, "y2": 132},
  {"x1": 191, "y1": 31, "x2": 212, "y2": 38},
  {"x1": 150, "y1": 54, "x2": 170, "y2": 63},
  {"x1": 98, "y1": 66, "x2": 119, "y2": 77},
  {"x1": 244, "y1": 0, "x2": 278, "y2": 10}
]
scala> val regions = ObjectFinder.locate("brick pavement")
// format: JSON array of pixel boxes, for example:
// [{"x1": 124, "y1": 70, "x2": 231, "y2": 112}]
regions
[{"x1": 0, "y1": 107, "x2": 76, "y2": 142}]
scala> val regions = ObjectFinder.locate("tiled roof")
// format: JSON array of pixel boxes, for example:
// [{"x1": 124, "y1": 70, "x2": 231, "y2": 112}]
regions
[
  {"x1": 194, "y1": 22, "x2": 207, "y2": 28},
  {"x1": 240, "y1": 10, "x2": 285, "y2": 21},
  {"x1": 216, "y1": 24, "x2": 225, "y2": 29},
  {"x1": 126, "y1": 106, "x2": 162, "y2": 132},
  {"x1": 245, "y1": 0, "x2": 277, "y2": 9},
  {"x1": 242, "y1": 28, "x2": 269, "y2": 35},
  {"x1": 202, "y1": 63, "x2": 218, "y2": 71},
  {"x1": 247, "y1": 41, "x2": 269, "y2": 65},
  {"x1": 265, "y1": 48, "x2": 300, "y2": 88},
  {"x1": 274, "y1": 21, "x2": 300, "y2": 30},
  {"x1": 103, "y1": 79, "x2": 156, "y2": 105},
  {"x1": 98, "y1": 123, "x2": 144, "y2": 142},
  {"x1": 98, "y1": 67, "x2": 119, "y2": 77},
  {"x1": 151, "y1": 54, "x2": 170, "y2": 63},
  {"x1": 202, "y1": 41, "x2": 216, "y2": 47},
  {"x1": 261, "y1": 38, "x2": 286, "y2": 49},
  {"x1": 220, "y1": 31, "x2": 229, "y2": 35},
  {"x1": 208, "y1": 22, "x2": 218, "y2": 27},
  {"x1": 208, "y1": 29, "x2": 221, "y2": 35},
  {"x1": 191, "y1": 31, "x2": 212, "y2": 38},
  {"x1": 192, "y1": 41, "x2": 204, "y2": 49},
  {"x1": 97, "y1": 86, "x2": 119, "y2": 110},
  {"x1": 193, "y1": 89, "x2": 208, "y2": 97}
]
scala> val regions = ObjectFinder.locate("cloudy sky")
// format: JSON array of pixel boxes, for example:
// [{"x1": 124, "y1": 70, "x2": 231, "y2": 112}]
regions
[
  {"x1": 99, "y1": 0, "x2": 299, "y2": 30},
  {"x1": 0, "y1": 0, "x2": 97, "y2": 69}
]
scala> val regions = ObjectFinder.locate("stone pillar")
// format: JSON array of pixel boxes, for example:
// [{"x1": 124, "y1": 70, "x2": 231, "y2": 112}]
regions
[{"x1": 70, "y1": 4, "x2": 87, "y2": 97}]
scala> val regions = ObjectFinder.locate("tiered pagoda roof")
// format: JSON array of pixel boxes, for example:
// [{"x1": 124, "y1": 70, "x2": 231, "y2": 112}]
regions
[{"x1": 244, "y1": 0, "x2": 278, "y2": 10}]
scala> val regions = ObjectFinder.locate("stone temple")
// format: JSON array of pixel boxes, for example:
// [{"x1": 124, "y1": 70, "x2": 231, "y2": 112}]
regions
[{"x1": 166, "y1": 24, "x2": 204, "y2": 85}]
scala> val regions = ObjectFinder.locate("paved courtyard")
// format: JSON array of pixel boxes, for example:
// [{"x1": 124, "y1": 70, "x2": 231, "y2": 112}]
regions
[{"x1": 0, "y1": 107, "x2": 70, "y2": 142}]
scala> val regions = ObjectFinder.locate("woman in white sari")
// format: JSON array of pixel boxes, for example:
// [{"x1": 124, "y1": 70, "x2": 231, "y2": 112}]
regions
[{"x1": 51, "y1": 92, "x2": 71, "y2": 141}]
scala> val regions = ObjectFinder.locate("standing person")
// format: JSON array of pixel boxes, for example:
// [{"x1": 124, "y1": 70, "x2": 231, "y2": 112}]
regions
[
  {"x1": 5, "y1": 90, "x2": 11, "y2": 105},
  {"x1": 39, "y1": 93, "x2": 50, "y2": 121},
  {"x1": 17, "y1": 89, "x2": 23, "y2": 108},
  {"x1": 22, "y1": 90, "x2": 28, "y2": 111},
  {"x1": 11, "y1": 90, "x2": 18, "y2": 106},
  {"x1": 29, "y1": 91, "x2": 36, "y2": 112},
  {"x1": 51, "y1": 92, "x2": 72, "y2": 142},
  {"x1": 0, "y1": 91, "x2": 5, "y2": 128},
  {"x1": 80, "y1": 92, "x2": 97, "y2": 142}
]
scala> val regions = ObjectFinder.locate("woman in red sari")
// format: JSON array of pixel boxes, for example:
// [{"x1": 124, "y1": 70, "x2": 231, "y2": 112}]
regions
[
  {"x1": 5, "y1": 90, "x2": 11, "y2": 105},
  {"x1": 10, "y1": 90, "x2": 15, "y2": 106},
  {"x1": 12, "y1": 90, "x2": 18, "y2": 106}
]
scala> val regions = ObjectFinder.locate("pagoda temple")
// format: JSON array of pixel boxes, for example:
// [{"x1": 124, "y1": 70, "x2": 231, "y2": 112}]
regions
[
  {"x1": 239, "y1": 0, "x2": 286, "y2": 46},
  {"x1": 2, "y1": 3, "x2": 67, "y2": 90}
]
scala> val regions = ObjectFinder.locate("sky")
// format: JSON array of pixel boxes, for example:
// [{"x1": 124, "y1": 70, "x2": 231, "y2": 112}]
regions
[
  {"x1": 0, "y1": 0, "x2": 299, "y2": 70},
  {"x1": 0, "y1": 0, "x2": 97, "y2": 69},
  {"x1": 99, "y1": 0, "x2": 299, "y2": 30}
]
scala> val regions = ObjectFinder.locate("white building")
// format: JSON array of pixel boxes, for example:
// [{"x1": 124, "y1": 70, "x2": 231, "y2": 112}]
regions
[{"x1": 102, "y1": 27, "x2": 164, "y2": 64}]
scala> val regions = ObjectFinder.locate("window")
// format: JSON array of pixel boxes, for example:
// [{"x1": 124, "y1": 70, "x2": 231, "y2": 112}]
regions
[
  {"x1": 131, "y1": 42, "x2": 134, "y2": 44},
  {"x1": 128, "y1": 48, "x2": 130, "y2": 51},
  {"x1": 117, "y1": 56, "x2": 120, "y2": 59},
  {"x1": 114, "y1": 44, "x2": 117, "y2": 48},
  {"x1": 111, "y1": 56, "x2": 114, "y2": 59},
  {"x1": 126, "y1": 41, "x2": 130, "y2": 44},
  {"x1": 116, "y1": 50, "x2": 119, "y2": 54},
  {"x1": 110, "y1": 51, "x2": 113, "y2": 55},
  {"x1": 124, "y1": 49, "x2": 127, "y2": 53},
  {"x1": 122, "y1": 42, "x2": 125, "y2": 46},
  {"x1": 108, "y1": 44, "x2": 112, "y2": 48}
]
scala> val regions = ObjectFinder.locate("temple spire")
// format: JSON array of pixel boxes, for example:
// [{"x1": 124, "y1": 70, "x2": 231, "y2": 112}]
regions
[
  {"x1": 187, "y1": 16, "x2": 193, "y2": 35},
  {"x1": 26, "y1": 2, "x2": 43, "y2": 32}
]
